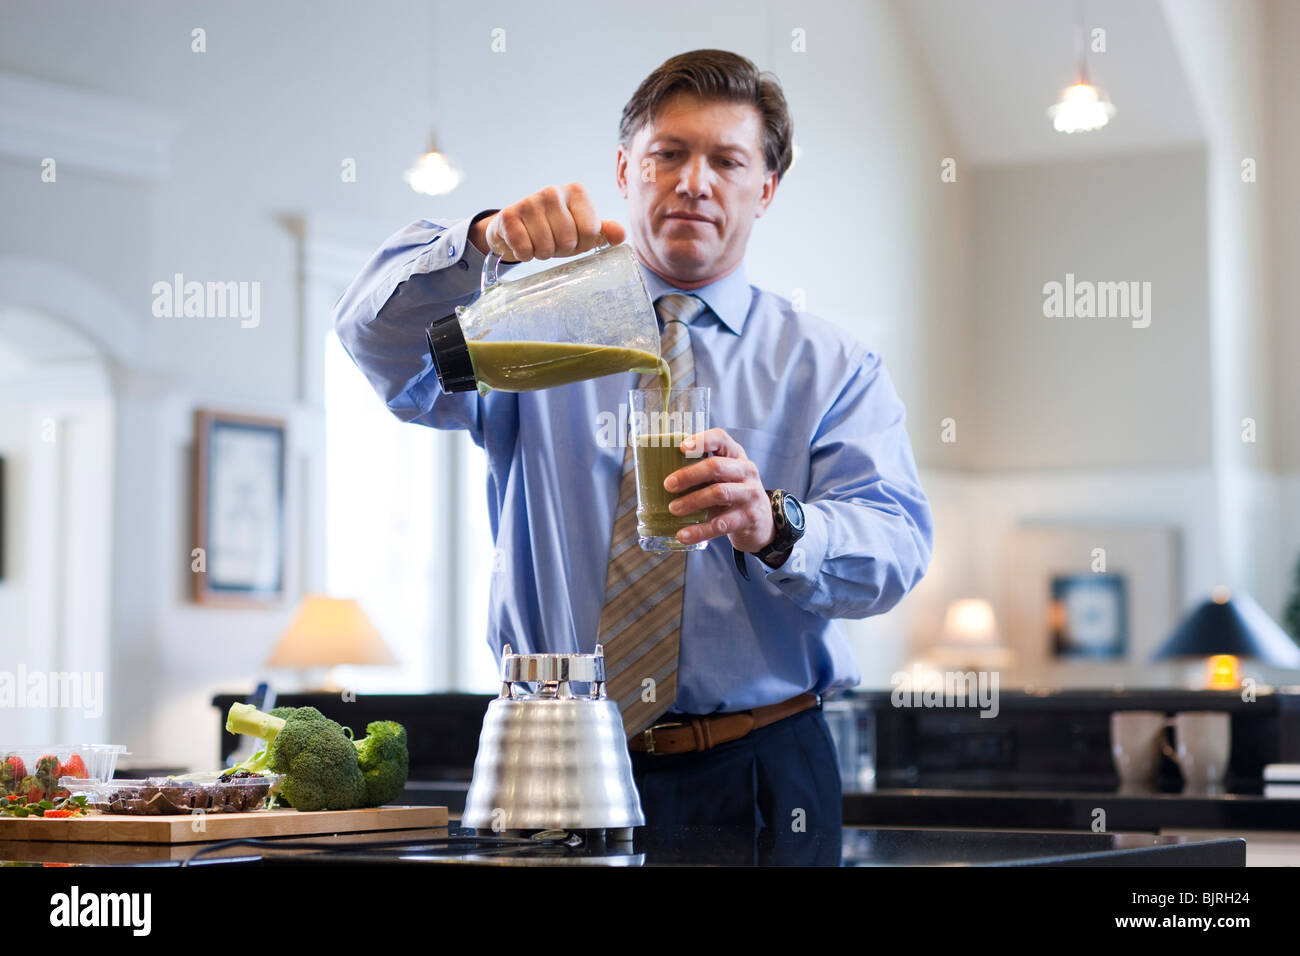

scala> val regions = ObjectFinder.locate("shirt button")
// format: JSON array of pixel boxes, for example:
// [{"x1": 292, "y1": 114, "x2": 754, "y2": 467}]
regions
[
  {"x1": 458, "y1": 260, "x2": 469, "y2": 270},
  {"x1": 448, "y1": 244, "x2": 456, "y2": 257}
]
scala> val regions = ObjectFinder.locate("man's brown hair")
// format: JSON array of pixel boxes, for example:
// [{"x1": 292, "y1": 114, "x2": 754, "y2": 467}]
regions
[{"x1": 619, "y1": 49, "x2": 794, "y2": 183}]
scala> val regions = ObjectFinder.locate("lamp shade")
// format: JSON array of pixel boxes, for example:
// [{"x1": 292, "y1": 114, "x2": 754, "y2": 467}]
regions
[
  {"x1": 1153, "y1": 590, "x2": 1300, "y2": 667},
  {"x1": 940, "y1": 599, "x2": 1000, "y2": 645},
  {"x1": 266, "y1": 596, "x2": 397, "y2": 669}
]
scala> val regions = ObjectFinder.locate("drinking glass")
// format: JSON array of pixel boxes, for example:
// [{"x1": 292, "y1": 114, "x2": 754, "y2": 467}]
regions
[{"x1": 628, "y1": 386, "x2": 710, "y2": 552}]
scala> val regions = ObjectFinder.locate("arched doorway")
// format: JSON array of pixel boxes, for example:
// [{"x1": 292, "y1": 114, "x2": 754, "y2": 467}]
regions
[{"x1": 0, "y1": 258, "x2": 146, "y2": 745}]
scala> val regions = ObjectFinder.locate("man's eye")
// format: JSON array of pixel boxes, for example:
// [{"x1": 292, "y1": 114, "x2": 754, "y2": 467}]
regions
[
  {"x1": 657, "y1": 151, "x2": 677, "y2": 159},
  {"x1": 719, "y1": 159, "x2": 738, "y2": 168}
]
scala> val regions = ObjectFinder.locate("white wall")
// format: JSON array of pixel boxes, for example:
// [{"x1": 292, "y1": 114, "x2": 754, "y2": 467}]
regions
[
  {"x1": 1267, "y1": 0, "x2": 1300, "y2": 616},
  {"x1": 1273, "y1": 0, "x2": 1300, "y2": 476},
  {"x1": 1161, "y1": 0, "x2": 1277, "y2": 603},
  {"x1": 0, "y1": 0, "x2": 971, "y2": 766},
  {"x1": 969, "y1": 149, "x2": 1211, "y2": 471},
  {"x1": 2, "y1": 0, "x2": 1293, "y2": 770}
]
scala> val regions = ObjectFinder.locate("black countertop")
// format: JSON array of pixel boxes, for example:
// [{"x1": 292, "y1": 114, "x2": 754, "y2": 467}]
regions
[
  {"x1": 238, "y1": 824, "x2": 1243, "y2": 867},
  {"x1": 403, "y1": 776, "x2": 1300, "y2": 834},
  {"x1": 844, "y1": 775, "x2": 1300, "y2": 832}
]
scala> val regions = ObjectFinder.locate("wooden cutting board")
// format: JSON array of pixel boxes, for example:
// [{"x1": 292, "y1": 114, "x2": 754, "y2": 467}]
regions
[{"x1": 0, "y1": 805, "x2": 448, "y2": 844}]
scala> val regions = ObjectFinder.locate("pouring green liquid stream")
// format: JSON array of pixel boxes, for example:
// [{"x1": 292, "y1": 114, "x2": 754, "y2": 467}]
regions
[{"x1": 464, "y1": 339, "x2": 707, "y2": 540}]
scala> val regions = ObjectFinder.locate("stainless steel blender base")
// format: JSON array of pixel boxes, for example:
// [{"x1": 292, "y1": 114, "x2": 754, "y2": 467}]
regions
[{"x1": 461, "y1": 645, "x2": 647, "y2": 834}]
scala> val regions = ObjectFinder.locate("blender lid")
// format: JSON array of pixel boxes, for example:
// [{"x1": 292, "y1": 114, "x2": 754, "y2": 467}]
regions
[{"x1": 426, "y1": 313, "x2": 478, "y2": 393}]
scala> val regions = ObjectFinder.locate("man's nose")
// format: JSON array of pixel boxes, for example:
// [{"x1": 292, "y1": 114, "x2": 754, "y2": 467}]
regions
[{"x1": 675, "y1": 156, "x2": 713, "y2": 198}]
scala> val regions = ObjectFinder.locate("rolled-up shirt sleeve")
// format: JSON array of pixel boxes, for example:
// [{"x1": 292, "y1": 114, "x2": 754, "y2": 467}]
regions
[
  {"x1": 761, "y1": 346, "x2": 934, "y2": 619},
  {"x1": 331, "y1": 210, "x2": 514, "y2": 446}
]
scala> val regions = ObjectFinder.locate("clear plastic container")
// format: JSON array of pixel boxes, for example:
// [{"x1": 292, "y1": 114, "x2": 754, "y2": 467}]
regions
[
  {"x1": 1, "y1": 744, "x2": 129, "y2": 801},
  {"x1": 60, "y1": 772, "x2": 282, "y2": 815}
]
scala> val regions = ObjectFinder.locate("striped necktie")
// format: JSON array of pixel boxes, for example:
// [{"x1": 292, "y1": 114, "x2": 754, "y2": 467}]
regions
[{"x1": 598, "y1": 292, "x2": 706, "y2": 739}]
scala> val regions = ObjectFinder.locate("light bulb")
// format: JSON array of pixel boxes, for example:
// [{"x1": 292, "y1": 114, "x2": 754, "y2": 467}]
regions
[
  {"x1": 404, "y1": 151, "x2": 462, "y2": 196},
  {"x1": 1047, "y1": 82, "x2": 1116, "y2": 134}
]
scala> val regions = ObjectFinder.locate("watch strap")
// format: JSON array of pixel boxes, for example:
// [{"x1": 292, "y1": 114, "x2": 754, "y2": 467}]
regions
[{"x1": 734, "y1": 490, "x2": 804, "y2": 580}]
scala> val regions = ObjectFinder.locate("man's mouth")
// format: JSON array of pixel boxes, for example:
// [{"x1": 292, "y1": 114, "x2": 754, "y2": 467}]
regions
[{"x1": 664, "y1": 212, "x2": 714, "y2": 224}]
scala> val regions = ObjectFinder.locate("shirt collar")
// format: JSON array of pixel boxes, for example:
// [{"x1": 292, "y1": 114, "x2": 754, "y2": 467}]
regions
[{"x1": 636, "y1": 259, "x2": 751, "y2": 335}]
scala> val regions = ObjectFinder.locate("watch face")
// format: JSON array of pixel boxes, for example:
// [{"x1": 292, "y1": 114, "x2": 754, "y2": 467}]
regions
[{"x1": 783, "y1": 494, "x2": 804, "y2": 530}]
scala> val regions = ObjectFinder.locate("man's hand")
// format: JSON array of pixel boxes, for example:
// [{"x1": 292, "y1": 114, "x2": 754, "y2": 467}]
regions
[
  {"x1": 468, "y1": 183, "x2": 626, "y2": 262},
  {"x1": 663, "y1": 428, "x2": 775, "y2": 552}
]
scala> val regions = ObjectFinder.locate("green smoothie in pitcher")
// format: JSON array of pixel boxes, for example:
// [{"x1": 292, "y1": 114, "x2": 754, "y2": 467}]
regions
[{"x1": 465, "y1": 340, "x2": 670, "y2": 394}]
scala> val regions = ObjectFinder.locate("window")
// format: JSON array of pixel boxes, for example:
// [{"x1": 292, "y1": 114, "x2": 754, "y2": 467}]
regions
[
  {"x1": 323, "y1": 331, "x2": 499, "y2": 692},
  {"x1": 324, "y1": 331, "x2": 438, "y2": 691}
]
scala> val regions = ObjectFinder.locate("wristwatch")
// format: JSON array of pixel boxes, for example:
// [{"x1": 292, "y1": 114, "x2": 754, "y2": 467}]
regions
[{"x1": 733, "y1": 489, "x2": 806, "y2": 580}]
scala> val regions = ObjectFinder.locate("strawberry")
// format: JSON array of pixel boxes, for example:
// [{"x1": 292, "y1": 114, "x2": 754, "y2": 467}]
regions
[
  {"x1": 22, "y1": 775, "x2": 45, "y2": 803},
  {"x1": 56, "y1": 754, "x2": 88, "y2": 779},
  {"x1": 2, "y1": 755, "x2": 26, "y2": 793},
  {"x1": 35, "y1": 755, "x2": 59, "y2": 776}
]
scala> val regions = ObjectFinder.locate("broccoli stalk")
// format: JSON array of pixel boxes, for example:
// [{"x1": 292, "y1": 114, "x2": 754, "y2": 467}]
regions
[
  {"x1": 224, "y1": 703, "x2": 367, "y2": 811},
  {"x1": 225, "y1": 704, "x2": 295, "y2": 774}
]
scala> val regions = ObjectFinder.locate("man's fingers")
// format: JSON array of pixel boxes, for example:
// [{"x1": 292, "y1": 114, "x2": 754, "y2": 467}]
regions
[
  {"x1": 600, "y1": 219, "x2": 627, "y2": 245},
  {"x1": 519, "y1": 200, "x2": 557, "y2": 260},
  {"x1": 682, "y1": 428, "x2": 745, "y2": 460},
  {"x1": 675, "y1": 505, "x2": 749, "y2": 544},
  {"x1": 667, "y1": 481, "x2": 752, "y2": 516},
  {"x1": 491, "y1": 184, "x2": 622, "y2": 262},
  {"x1": 665, "y1": 454, "x2": 753, "y2": 493},
  {"x1": 564, "y1": 183, "x2": 603, "y2": 253},
  {"x1": 538, "y1": 185, "x2": 578, "y2": 257},
  {"x1": 492, "y1": 213, "x2": 533, "y2": 262}
]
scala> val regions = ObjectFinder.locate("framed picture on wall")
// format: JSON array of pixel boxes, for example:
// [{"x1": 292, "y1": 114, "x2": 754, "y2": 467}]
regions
[
  {"x1": 193, "y1": 410, "x2": 286, "y2": 605},
  {"x1": 1002, "y1": 523, "x2": 1180, "y2": 672},
  {"x1": 1050, "y1": 573, "x2": 1128, "y2": 658}
]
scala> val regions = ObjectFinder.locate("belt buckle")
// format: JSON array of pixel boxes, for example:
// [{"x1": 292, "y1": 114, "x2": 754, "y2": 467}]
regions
[{"x1": 642, "y1": 720, "x2": 685, "y2": 755}]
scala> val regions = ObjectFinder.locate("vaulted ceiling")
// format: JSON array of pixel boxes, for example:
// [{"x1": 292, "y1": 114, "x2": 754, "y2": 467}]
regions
[{"x1": 896, "y1": 0, "x2": 1205, "y2": 166}]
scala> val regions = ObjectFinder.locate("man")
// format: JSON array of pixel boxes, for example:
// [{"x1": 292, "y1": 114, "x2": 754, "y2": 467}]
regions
[{"x1": 334, "y1": 50, "x2": 933, "y2": 847}]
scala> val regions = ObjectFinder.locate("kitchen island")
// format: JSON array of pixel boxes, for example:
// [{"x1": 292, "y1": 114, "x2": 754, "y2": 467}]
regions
[
  {"x1": 0, "y1": 824, "x2": 1245, "y2": 867},
  {"x1": 259, "y1": 825, "x2": 1245, "y2": 866}
]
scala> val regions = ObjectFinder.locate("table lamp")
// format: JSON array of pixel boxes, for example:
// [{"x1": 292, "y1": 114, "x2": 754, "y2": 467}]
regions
[
  {"x1": 926, "y1": 598, "x2": 1015, "y2": 671},
  {"x1": 266, "y1": 595, "x2": 396, "y2": 691},
  {"x1": 1153, "y1": 586, "x2": 1300, "y2": 689}
]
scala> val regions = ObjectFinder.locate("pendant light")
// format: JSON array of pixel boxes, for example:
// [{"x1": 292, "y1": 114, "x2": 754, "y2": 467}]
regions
[
  {"x1": 1047, "y1": 1, "x2": 1116, "y2": 134},
  {"x1": 404, "y1": 130, "x2": 462, "y2": 197}
]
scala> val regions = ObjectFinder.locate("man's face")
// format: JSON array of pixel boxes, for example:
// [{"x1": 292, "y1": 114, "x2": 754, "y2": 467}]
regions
[{"x1": 617, "y1": 92, "x2": 778, "y2": 289}]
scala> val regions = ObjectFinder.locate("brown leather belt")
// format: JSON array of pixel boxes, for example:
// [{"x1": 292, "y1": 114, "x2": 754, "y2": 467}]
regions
[{"x1": 628, "y1": 692, "x2": 820, "y2": 756}]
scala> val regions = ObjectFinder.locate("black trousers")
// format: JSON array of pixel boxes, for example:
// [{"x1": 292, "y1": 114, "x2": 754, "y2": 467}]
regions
[{"x1": 628, "y1": 705, "x2": 844, "y2": 865}]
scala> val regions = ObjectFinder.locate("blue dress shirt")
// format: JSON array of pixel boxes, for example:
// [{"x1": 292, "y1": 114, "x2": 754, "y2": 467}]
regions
[{"x1": 333, "y1": 212, "x2": 934, "y2": 714}]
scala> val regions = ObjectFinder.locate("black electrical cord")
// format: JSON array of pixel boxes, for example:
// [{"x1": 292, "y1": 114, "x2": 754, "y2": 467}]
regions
[{"x1": 179, "y1": 829, "x2": 584, "y2": 866}]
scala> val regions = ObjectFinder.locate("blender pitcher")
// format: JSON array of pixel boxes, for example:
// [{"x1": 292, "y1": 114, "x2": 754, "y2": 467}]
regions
[{"x1": 425, "y1": 237, "x2": 662, "y2": 396}]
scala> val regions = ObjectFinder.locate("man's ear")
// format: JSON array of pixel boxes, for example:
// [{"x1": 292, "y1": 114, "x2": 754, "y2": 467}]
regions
[
  {"x1": 615, "y1": 144, "x2": 629, "y2": 198},
  {"x1": 754, "y1": 169, "x2": 779, "y2": 219}
]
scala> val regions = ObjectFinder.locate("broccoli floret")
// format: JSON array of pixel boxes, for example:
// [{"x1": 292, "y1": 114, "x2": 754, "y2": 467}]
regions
[
  {"x1": 226, "y1": 703, "x2": 366, "y2": 811},
  {"x1": 350, "y1": 721, "x2": 409, "y2": 807}
]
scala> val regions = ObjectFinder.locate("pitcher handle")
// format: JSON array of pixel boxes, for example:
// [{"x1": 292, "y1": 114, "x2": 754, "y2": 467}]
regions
[{"x1": 481, "y1": 230, "x2": 611, "y2": 296}]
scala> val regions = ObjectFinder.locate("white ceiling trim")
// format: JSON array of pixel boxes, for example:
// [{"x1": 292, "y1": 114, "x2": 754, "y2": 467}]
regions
[
  {"x1": 0, "y1": 72, "x2": 179, "y2": 181},
  {"x1": 0, "y1": 255, "x2": 157, "y2": 369}
]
